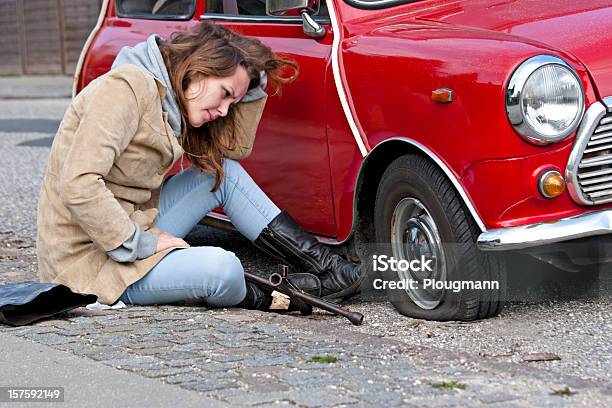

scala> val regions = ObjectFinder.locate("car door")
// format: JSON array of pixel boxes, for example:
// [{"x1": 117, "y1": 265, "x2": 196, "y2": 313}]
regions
[
  {"x1": 79, "y1": 0, "x2": 199, "y2": 89},
  {"x1": 202, "y1": 0, "x2": 337, "y2": 236}
]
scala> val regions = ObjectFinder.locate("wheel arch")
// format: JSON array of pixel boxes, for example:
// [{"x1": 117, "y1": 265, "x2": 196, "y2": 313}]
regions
[{"x1": 353, "y1": 137, "x2": 487, "y2": 247}]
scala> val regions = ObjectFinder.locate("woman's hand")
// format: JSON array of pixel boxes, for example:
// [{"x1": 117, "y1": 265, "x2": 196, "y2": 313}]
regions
[{"x1": 156, "y1": 232, "x2": 190, "y2": 253}]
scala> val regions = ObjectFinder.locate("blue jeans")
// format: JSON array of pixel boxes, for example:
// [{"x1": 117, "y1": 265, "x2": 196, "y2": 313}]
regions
[{"x1": 118, "y1": 159, "x2": 281, "y2": 307}]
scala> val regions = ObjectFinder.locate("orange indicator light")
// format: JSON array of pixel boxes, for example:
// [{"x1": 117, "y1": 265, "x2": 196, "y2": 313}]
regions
[
  {"x1": 432, "y1": 88, "x2": 453, "y2": 103},
  {"x1": 539, "y1": 170, "x2": 566, "y2": 199}
]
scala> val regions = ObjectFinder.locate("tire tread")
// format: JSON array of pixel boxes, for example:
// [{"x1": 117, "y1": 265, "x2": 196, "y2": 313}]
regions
[{"x1": 374, "y1": 154, "x2": 506, "y2": 321}]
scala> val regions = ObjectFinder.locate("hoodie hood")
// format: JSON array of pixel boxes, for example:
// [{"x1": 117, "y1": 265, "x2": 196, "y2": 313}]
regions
[{"x1": 112, "y1": 35, "x2": 182, "y2": 138}]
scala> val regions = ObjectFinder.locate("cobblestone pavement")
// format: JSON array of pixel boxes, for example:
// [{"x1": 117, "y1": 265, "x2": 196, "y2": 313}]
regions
[
  {"x1": 3, "y1": 304, "x2": 612, "y2": 407},
  {"x1": 1, "y1": 82, "x2": 612, "y2": 406}
]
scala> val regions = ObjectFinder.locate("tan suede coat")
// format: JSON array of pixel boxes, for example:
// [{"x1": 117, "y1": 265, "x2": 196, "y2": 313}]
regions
[{"x1": 36, "y1": 64, "x2": 266, "y2": 304}]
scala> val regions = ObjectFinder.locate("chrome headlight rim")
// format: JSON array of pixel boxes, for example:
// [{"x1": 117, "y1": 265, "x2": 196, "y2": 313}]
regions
[{"x1": 506, "y1": 55, "x2": 585, "y2": 146}]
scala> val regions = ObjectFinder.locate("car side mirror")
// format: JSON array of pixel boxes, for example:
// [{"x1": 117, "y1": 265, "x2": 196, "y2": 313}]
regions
[{"x1": 266, "y1": 0, "x2": 326, "y2": 39}]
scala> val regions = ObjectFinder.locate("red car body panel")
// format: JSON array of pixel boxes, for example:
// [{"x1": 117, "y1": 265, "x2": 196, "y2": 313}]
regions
[
  {"x1": 77, "y1": 0, "x2": 612, "y2": 243},
  {"x1": 335, "y1": 13, "x2": 604, "y2": 233},
  {"x1": 415, "y1": 0, "x2": 612, "y2": 98},
  {"x1": 207, "y1": 22, "x2": 337, "y2": 236}
]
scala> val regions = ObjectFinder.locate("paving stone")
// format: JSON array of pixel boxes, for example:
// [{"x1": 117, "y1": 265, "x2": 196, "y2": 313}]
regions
[
  {"x1": 223, "y1": 390, "x2": 293, "y2": 405},
  {"x1": 153, "y1": 315, "x2": 201, "y2": 322},
  {"x1": 131, "y1": 327, "x2": 171, "y2": 335},
  {"x1": 209, "y1": 353, "x2": 246, "y2": 363},
  {"x1": 213, "y1": 325, "x2": 256, "y2": 335},
  {"x1": 354, "y1": 388, "x2": 407, "y2": 406},
  {"x1": 182, "y1": 377, "x2": 241, "y2": 393},
  {"x1": 162, "y1": 373, "x2": 204, "y2": 385},
  {"x1": 97, "y1": 324, "x2": 137, "y2": 333},
  {"x1": 241, "y1": 354, "x2": 294, "y2": 367},
  {"x1": 140, "y1": 366, "x2": 197, "y2": 379},
  {"x1": 132, "y1": 347, "x2": 176, "y2": 356},
  {"x1": 215, "y1": 338, "x2": 256, "y2": 348},
  {"x1": 284, "y1": 388, "x2": 358, "y2": 407},
  {"x1": 275, "y1": 369, "x2": 343, "y2": 387},
  {"x1": 54, "y1": 329, "x2": 88, "y2": 337},
  {"x1": 87, "y1": 336, "x2": 132, "y2": 347},
  {"x1": 62, "y1": 325, "x2": 97, "y2": 334},
  {"x1": 154, "y1": 350, "x2": 200, "y2": 361},
  {"x1": 248, "y1": 323, "x2": 286, "y2": 334},
  {"x1": 207, "y1": 387, "x2": 249, "y2": 401},
  {"x1": 129, "y1": 340, "x2": 174, "y2": 349},
  {"x1": 25, "y1": 332, "x2": 78, "y2": 345},
  {"x1": 166, "y1": 325, "x2": 211, "y2": 333},
  {"x1": 257, "y1": 337, "x2": 294, "y2": 345},
  {"x1": 53, "y1": 341, "x2": 91, "y2": 354},
  {"x1": 172, "y1": 328, "x2": 221, "y2": 338},
  {"x1": 249, "y1": 384, "x2": 293, "y2": 395},
  {"x1": 96, "y1": 355, "x2": 161, "y2": 370},
  {"x1": 21, "y1": 326, "x2": 59, "y2": 335},
  {"x1": 170, "y1": 340, "x2": 219, "y2": 352},
  {"x1": 1, "y1": 327, "x2": 30, "y2": 335},
  {"x1": 246, "y1": 401, "x2": 294, "y2": 408},
  {"x1": 124, "y1": 310, "x2": 155, "y2": 318},
  {"x1": 211, "y1": 311, "x2": 258, "y2": 323},
  {"x1": 194, "y1": 361, "x2": 239, "y2": 373},
  {"x1": 164, "y1": 359, "x2": 200, "y2": 368},
  {"x1": 31, "y1": 319, "x2": 70, "y2": 328},
  {"x1": 287, "y1": 360, "x2": 341, "y2": 371}
]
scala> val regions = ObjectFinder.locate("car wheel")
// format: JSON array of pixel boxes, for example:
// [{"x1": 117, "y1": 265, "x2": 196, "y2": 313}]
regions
[{"x1": 374, "y1": 154, "x2": 506, "y2": 321}]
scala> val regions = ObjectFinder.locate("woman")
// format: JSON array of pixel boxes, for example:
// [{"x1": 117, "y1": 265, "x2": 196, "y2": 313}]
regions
[{"x1": 36, "y1": 22, "x2": 365, "y2": 312}]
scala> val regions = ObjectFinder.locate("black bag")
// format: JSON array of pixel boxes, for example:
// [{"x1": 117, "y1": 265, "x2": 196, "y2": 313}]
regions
[{"x1": 0, "y1": 282, "x2": 97, "y2": 326}]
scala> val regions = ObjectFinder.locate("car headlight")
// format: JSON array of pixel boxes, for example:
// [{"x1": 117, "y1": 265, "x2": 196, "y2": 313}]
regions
[{"x1": 506, "y1": 55, "x2": 585, "y2": 145}]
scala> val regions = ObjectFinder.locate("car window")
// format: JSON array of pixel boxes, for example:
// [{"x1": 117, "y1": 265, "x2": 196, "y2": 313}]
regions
[
  {"x1": 205, "y1": 0, "x2": 329, "y2": 18},
  {"x1": 116, "y1": 0, "x2": 196, "y2": 19}
]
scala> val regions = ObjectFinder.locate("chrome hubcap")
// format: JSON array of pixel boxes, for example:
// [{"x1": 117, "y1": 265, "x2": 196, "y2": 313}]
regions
[{"x1": 391, "y1": 198, "x2": 446, "y2": 309}]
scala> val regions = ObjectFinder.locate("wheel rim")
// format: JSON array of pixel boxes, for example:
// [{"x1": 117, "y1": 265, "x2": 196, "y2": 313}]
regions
[{"x1": 390, "y1": 197, "x2": 446, "y2": 309}]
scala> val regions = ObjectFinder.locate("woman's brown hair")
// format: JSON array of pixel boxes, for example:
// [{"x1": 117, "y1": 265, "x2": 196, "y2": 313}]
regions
[{"x1": 159, "y1": 22, "x2": 298, "y2": 191}]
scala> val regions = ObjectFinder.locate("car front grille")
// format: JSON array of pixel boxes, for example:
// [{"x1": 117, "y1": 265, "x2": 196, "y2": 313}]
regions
[
  {"x1": 567, "y1": 97, "x2": 612, "y2": 205},
  {"x1": 577, "y1": 113, "x2": 612, "y2": 201}
]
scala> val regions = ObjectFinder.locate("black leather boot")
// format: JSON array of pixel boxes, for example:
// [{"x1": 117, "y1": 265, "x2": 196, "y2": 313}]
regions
[
  {"x1": 236, "y1": 280, "x2": 273, "y2": 311},
  {"x1": 236, "y1": 273, "x2": 321, "y2": 314},
  {"x1": 253, "y1": 211, "x2": 365, "y2": 301}
]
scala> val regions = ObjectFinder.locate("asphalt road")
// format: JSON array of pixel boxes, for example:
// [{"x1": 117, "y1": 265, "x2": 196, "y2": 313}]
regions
[{"x1": 1, "y1": 94, "x2": 611, "y2": 406}]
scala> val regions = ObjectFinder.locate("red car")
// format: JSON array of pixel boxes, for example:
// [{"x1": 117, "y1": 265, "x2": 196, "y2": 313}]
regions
[{"x1": 74, "y1": 0, "x2": 612, "y2": 320}]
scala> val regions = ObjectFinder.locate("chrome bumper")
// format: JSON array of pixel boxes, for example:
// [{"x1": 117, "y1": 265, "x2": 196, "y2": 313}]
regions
[{"x1": 477, "y1": 210, "x2": 612, "y2": 251}]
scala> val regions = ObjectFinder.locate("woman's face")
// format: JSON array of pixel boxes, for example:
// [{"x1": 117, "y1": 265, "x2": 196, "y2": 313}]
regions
[{"x1": 184, "y1": 65, "x2": 250, "y2": 128}]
